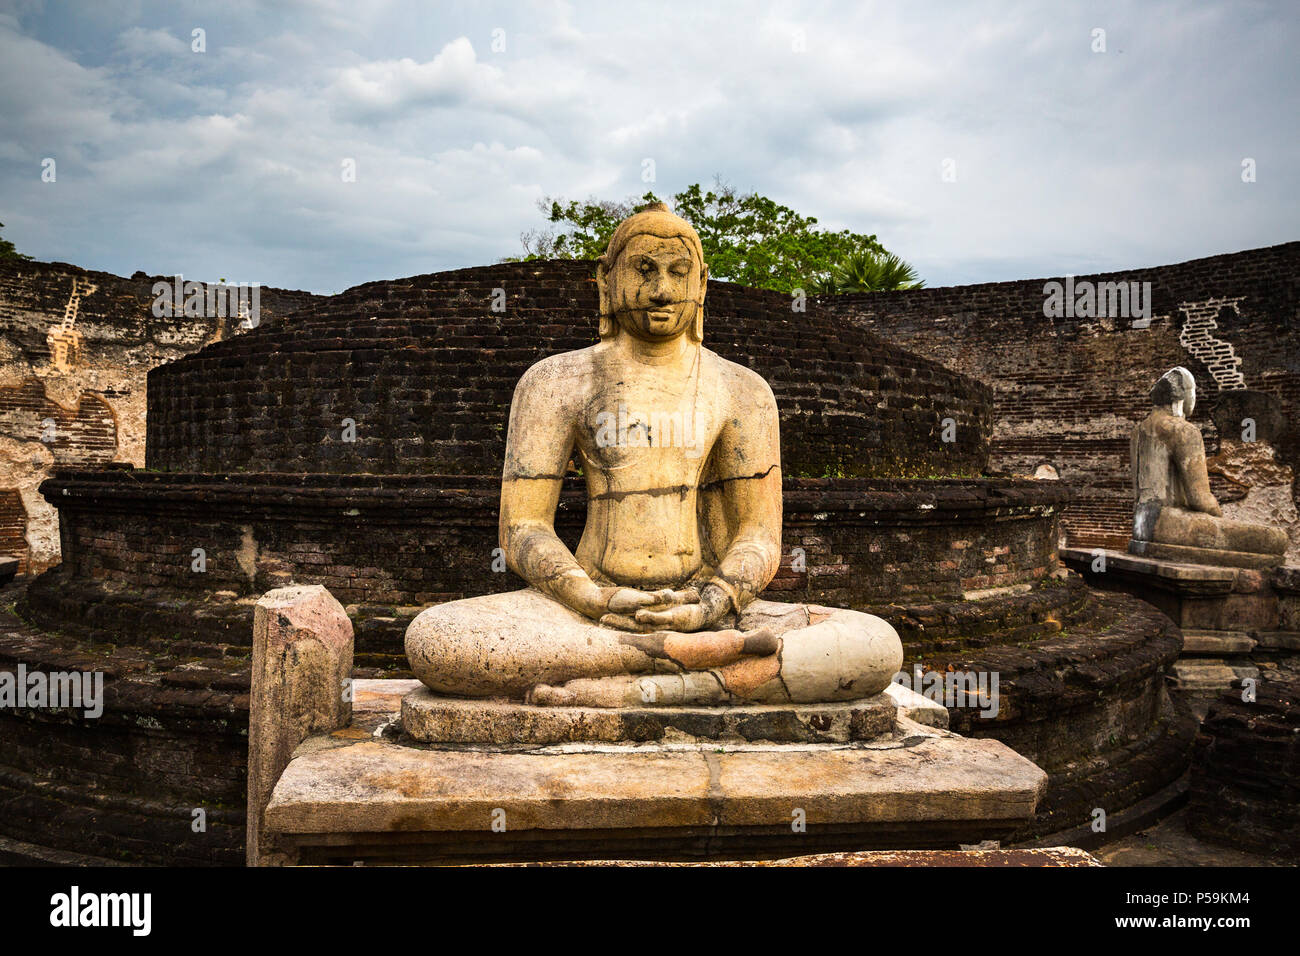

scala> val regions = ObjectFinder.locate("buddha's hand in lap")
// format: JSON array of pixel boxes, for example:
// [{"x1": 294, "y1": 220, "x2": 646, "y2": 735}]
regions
[{"x1": 598, "y1": 583, "x2": 730, "y2": 633}]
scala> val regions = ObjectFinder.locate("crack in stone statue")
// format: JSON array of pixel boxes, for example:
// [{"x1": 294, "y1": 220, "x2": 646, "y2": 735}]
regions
[
  {"x1": 405, "y1": 203, "x2": 903, "y2": 706},
  {"x1": 1129, "y1": 366, "x2": 1287, "y2": 567}
]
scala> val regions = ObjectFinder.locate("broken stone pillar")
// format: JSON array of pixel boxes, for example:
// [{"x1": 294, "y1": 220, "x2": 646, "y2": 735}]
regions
[{"x1": 247, "y1": 584, "x2": 353, "y2": 866}]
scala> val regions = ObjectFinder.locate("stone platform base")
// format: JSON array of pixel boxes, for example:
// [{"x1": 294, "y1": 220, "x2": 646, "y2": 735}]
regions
[
  {"x1": 1062, "y1": 547, "x2": 1299, "y2": 714},
  {"x1": 402, "y1": 686, "x2": 915, "y2": 745},
  {"x1": 1062, "y1": 547, "x2": 1298, "y2": 634},
  {"x1": 1187, "y1": 677, "x2": 1300, "y2": 857},
  {"x1": 489, "y1": 847, "x2": 1101, "y2": 867},
  {"x1": 1127, "y1": 539, "x2": 1283, "y2": 570},
  {"x1": 259, "y1": 680, "x2": 1046, "y2": 866}
]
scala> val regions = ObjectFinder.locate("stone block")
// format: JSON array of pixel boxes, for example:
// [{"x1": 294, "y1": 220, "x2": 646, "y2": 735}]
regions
[
  {"x1": 401, "y1": 688, "x2": 897, "y2": 745},
  {"x1": 1128, "y1": 539, "x2": 1283, "y2": 570},
  {"x1": 247, "y1": 585, "x2": 353, "y2": 866},
  {"x1": 1180, "y1": 630, "x2": 1256, "y2": 655},
  {"x1": 262, "y1": 724, "x2": 1048, "y2": 864}
]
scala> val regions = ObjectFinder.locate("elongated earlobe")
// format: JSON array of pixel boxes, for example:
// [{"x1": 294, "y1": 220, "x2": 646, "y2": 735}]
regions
[
  {"x1": 691, "y1": 264, "x2": 708, "y2": 342},
  {"x1": 596, "y1": 258, "x2": 614, "y2": 340}
]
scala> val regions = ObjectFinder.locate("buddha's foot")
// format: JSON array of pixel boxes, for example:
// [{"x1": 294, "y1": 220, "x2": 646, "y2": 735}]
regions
[{"x1": 617, "y1": 627, "x2": 779, "y2": 670}]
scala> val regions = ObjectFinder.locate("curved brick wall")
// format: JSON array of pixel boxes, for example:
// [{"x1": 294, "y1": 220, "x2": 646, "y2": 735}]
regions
[
  {"x1": 822, "y1": 241, "x2": 1300, "y2": 552},
  {"x1": 146, "y1": 261, "x2": 992, "y2": 479},
  {"x1": 31, "y1": 469, "x2": 1069, "y2": 663}
]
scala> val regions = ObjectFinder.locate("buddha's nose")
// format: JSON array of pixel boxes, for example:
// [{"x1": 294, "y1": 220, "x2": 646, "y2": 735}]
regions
[{"x1": 648, "y1": 282, "x2": 673, "y2": 305}]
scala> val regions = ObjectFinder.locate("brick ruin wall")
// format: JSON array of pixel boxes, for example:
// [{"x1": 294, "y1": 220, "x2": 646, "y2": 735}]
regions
[
  {"x1": 822, "y1": 242, "x2": 1300, "y2": 560},
  {"x1": 0, "y1": 260, "x2": 321, "y2": 573},
  {"x1": 145, "y1": 261, "x2": 991, "y2": 481}
]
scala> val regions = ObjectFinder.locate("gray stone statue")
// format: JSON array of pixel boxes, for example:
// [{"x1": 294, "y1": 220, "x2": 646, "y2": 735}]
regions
[{"x1": 1129, "y1": 366, "x2": 1287, "y2": 567}]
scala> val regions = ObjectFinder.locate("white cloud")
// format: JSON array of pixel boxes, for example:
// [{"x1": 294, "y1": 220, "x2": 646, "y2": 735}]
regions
[{"x1": 0, "y1": 0, "x2": 1295, "y2": 292}]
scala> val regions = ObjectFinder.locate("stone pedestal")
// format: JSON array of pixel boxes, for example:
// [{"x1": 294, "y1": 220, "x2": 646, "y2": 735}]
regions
[
  {"x1": 1128, "y1": 539, "x2": 1284, "y2": 571},
  {"x1": 1062, "y1": 548, "x2": 1299, "y2": 716},
  {"x1": 255, "y1": 678, "x2": 1047, "y2": 866},
  {"x1": 1187, "y1": 677, "x2": 1300, "y2": 858}
]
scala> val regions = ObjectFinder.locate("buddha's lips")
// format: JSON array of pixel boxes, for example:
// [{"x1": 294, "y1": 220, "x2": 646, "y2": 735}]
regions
[{"x1": 614, "y1": 303, "x2": 689, "y2": 315}]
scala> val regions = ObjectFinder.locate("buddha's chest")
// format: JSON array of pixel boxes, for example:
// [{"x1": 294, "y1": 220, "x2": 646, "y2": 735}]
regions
[{"x1": 576, "y1": 376, "x2": 723, "y2": 479}]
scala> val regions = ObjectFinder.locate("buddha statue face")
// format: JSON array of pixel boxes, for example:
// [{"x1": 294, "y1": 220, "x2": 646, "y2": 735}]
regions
[
  {"x1": 606, "y1": 235, "x2": 703, "y2": 341},
  {"x1": 595, "y1": 203, "x2": 708, "y2": 343}
]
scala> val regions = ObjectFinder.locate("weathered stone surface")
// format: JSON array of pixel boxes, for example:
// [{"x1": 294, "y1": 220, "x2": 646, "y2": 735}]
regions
[
  {"x1": 1063, "y1": 546, "x2": 1288, "y2": 633},
  {"x1": 0, "y1": 555, "x2": 16, "y2": 586},
  {"x1": 1129, "y1": 539, "x2": 1283, "y2": 570},
  {"x1": 354, "y1": 678, "x2": 422, "y2": 713},
  {"x1": 262, "y1": 726, "x2": 1048, "y2": 862},
  {"x1": 247, "y1": 585, "x2": 353, "y2": 866},
  {"x1": 1188, "y1": 677, "x2": 1300, "y2": 857},
  {"x1": 488, "y1": 846, "x2": 1101, "y2": 867},
  {"x1": 883, "y1": 681, "x2": 949, "y2": 728},
  {"x1": 1181, "y1": 630, "x2": 1256, "y2": 655},
  {"x1": 1254, "y1": 630, "x2": 1300, "y2": 651},
  {"x1": 400, "y1": 687, "x2": 897, "y2": 745},
  {"x1": 1061, "y1": 546, "x2": 1238, "y2": 594}
]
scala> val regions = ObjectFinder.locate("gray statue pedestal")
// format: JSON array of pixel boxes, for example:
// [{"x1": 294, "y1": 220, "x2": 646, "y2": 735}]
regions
[
  {"x1": 255, "y1": 679, "x2": 1047, "y2": 865},
  {"x1": 1061, "y1": 548, "x2": 1300, "y2": 716}
]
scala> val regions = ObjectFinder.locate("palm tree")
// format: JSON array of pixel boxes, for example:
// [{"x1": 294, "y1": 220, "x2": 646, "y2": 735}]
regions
[{"x1": 828, "y1": 250, "x2": 924, "y2": 292}]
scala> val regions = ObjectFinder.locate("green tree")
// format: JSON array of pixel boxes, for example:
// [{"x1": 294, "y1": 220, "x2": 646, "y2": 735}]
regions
[
  {"x1": 507, "y1": 180, "x2": 918, "y2": 295},
  {"x1": 0, "y1": 222, "x2": 31, "y2": 261}
]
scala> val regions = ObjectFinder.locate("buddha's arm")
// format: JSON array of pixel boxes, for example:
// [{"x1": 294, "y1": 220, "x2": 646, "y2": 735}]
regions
[
  {"x1": 1174, "y1": 426, "x2": 1222, "y2": 516},
  {"x1": 500, "y1": 364, "x2": 672, "y2": 621},
  {"x1": 498, "y1": 365, "x2": 605, "y2": 617},
  {"x1": 704, "y1": 385, "x2": 783, "y2": 611}
]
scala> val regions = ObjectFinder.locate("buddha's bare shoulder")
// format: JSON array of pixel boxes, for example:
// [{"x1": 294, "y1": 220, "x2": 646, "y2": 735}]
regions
[
  {"x1": 703, "y1": 348, "x2": 777, "y2": 410},
  {"x1": 514, "y1": 346, "x2": 598, "y2": 398}
]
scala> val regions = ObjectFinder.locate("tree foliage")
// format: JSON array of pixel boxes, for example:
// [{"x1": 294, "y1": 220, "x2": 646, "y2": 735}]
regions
[
  {"x1": 0, "y1": 222, "x2": 31, "y2": 261},
  {"x1": 508, "y1": 181, "x2": 920, "y2": 294}
]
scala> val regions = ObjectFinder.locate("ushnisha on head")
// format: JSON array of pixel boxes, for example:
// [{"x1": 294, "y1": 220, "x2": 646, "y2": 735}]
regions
[
  {"x1": 595, "y1": 202, "x2": 709, "y2": 343},
  {"x1": 1150, "y1": 366, "x2": 1197, "y2": 418}
]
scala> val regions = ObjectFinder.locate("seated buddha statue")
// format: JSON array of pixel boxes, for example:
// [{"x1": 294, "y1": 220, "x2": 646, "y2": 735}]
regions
[
  {"x1": 1129, "y1": 366, "x2": 1287, "y2": 566},
  {"x1": 404, "y1": 203, "x2": 903, "y2": 707}
]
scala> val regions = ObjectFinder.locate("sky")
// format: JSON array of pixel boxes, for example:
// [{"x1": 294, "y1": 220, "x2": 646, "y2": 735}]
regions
[{"x1": 0, "y1": 0, "x2": 1296, "y2": 294}]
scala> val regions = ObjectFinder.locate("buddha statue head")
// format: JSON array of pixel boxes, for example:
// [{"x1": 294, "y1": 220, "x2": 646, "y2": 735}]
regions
[
  {"x1": 595, "y1": 202, "x2": 708, "y2": 344},
  {"x1": 1150, "y1": 366, "x2": 1197, "y2": 418}
]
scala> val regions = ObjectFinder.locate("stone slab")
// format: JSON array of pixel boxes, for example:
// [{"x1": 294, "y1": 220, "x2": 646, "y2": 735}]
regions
[
  {"x1": 1254, "y1": 630, "x2": 1300, "y2": 651},
  {"x1": 884, "y1": 681, "x2": 949, "y2": 728},
  {"x1": 1181, "y1": 630, "x2": 1256, "y2": 655},
  {"x1": 1128, "y1": 539, "x2": 1282, "y2": 570},
  {"x1": 401, "y1": 686, "x2": 897, "y2": 744},
  {"x1": 1061, "y1": 547, "x2": 1238, "y2": 594},
  {"x1": 354, "y1": 678, "x2": 422, "y2": 713},
  {"x1": 486, "y1": 847, "x2": 1100, "y2": 867},
  {"x1": 264, "y1": 729, "x2": 1047, "y2": 842},
  {"x1": 1172, "y1": 662, "x2": 1240, "y2": 691}
]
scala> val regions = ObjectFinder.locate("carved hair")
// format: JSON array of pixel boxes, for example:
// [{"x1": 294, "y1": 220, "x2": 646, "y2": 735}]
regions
[{"x1": 1150, "y1": 366, "x2": 1196, "y2": 414}]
